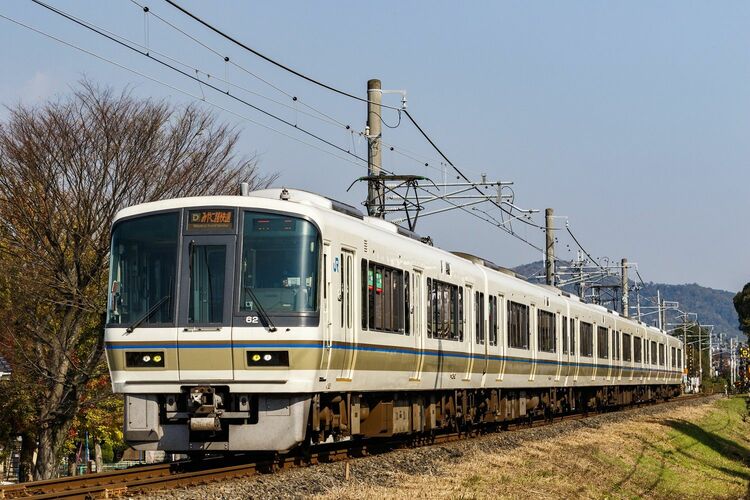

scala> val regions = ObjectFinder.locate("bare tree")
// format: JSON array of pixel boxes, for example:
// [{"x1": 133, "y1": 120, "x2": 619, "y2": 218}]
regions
[{"x1": 0, "y1": 81, "x2": 276, "y2": 480}]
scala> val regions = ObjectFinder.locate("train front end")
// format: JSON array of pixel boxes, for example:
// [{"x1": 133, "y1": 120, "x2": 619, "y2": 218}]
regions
[{"x1": 104, "y1": 193, "x2": 323, "y2": 453}]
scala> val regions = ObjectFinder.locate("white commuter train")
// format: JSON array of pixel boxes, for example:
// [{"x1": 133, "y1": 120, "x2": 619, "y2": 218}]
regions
[{"x1": 105, "y1": 188, "x2": 683, "y2": 453}]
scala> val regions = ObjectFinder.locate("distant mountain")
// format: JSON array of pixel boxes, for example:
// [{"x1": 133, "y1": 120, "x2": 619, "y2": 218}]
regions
[{"x1": 512, "y1": 261, "x2": 744, "y2": 341}]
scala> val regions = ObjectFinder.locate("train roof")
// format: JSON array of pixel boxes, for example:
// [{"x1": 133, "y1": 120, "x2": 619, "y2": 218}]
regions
[{"x1": 114, "y1": 188, "x2": 671, "y2": 338}]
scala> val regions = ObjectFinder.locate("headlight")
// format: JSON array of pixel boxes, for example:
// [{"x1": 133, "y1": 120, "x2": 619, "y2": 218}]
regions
[
  {"x1": 125, "y1": 351, "x2": 165, "y2": 368},
  {"x1": 246, "y1": 351, "x2": 289, "y2": 367}
]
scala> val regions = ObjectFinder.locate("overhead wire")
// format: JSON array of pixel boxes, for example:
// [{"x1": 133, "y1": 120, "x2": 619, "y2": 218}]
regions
[
  {"x1": 159, "y1": 0, "x2": 548, "y2": 250},
  {"x1": 135, "y1": 1, "x2": 544, "y2": 251},
  {"x1": 29, "y1": 0, "x2": 369, "y2": 167},
  {"x1": 565, "y1": 223, "x2": 607, "y2": 273},
  {"x1": 131, "y1": 0, "x2": 452, "y2": 180},
  {"x1": 0, "y1": 12, "x2": 369, "y2": 172},
  {"x1": 161, "y1": 0, "x2": 405, "y2": 111},
  {"x1": 129, "y1": 0, "x2": 350, "y2": 130},
  {"x1": 29, "y1": 0, "x2": 549, "y2": 254}
]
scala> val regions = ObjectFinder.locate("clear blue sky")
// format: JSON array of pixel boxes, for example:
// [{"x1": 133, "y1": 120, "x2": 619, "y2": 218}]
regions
[{"x1": 1, "y1": 0, "x2": 748, "y2": 293}]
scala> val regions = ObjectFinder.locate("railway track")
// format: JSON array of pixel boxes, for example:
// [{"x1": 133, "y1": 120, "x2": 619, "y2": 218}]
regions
[{"x1": 0, "y1": 393, "x2": 711, "y2": 499}]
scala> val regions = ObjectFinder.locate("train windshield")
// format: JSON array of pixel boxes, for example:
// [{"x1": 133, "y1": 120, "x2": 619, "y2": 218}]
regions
[
  {"x1": 108, "y1": 212, "x2": 179, "y2": 326},
  {"x1": 239, "y1": 211, "x2": 320, "y2": 314}
]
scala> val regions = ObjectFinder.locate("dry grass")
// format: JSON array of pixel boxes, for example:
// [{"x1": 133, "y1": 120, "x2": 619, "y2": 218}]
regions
[{"x1": 316, "y1": 397, "x2": 750, "y2": 500}]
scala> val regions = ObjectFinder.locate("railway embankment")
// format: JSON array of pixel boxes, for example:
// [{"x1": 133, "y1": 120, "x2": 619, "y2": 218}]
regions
[{"x1": 136, "y1": 395, "x2": 749, "y2": 499}]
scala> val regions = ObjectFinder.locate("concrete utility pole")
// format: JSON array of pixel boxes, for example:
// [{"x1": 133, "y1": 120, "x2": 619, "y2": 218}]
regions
[
  {"x1": 636, "y1": 289, "x2": 641, "y2": 321},
  {"x1": 729, "y1": 338, "x2": 737, "y2": 390},
  {"x1": 698, "y1": 320, "x2": 703, "y2": 388},
  {"x1": 657, "y1": 290, "x2": 662, "y2": 330},
  {"x1": 366, "y1": 79, "x2": 384, "y2": 218},
  {"x1": 682, "y1": 320, "x2": 687, "y2": 376},
  {"x1": 545, "y1": 208, "x2": 555, "y2": 286},
  {"x1": 621, "y1": 258, "x2": 628, "y2": 317}
]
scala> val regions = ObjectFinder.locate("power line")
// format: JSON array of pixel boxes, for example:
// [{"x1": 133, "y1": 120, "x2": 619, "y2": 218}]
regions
[
  {"x1": 159, "y1": 0, "x2": 547, "y2": 250},
  {"x1": 128, "y1": 0, "x2": 352, "y2": 130},
  {"x1": 30, "y1": 0, "x2": 368, "y2": 166},
  {"x1": 29, "y1": 0, "x2": 546, "y2": 253},
  {"x1": 162, "y1": 0, "x2": 403, "y2": 111},
  {"x1": 565, "y1": 223, "x2": 607, "y2": 273},
  {"x1": 0, "y1": 11, "x2": 368, "y2": 172}
]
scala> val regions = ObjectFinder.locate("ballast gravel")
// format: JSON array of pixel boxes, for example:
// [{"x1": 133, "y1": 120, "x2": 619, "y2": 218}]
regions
[{"x1": 130, "y1": 396, "x2": 720, "y2": 500}]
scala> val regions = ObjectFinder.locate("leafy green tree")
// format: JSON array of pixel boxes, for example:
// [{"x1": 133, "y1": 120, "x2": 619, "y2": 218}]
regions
[{"x1": 733, "y1": 283, "x2": 750, "y2": 335}]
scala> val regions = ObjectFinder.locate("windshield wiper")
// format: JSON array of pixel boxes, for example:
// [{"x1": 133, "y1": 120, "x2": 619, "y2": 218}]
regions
[
  {"x1": 126, "y1": 294, "x2": 171, "y2": 333},
  {"x1": 244, "y1": 286, "x2": 277, "y2": 332}
]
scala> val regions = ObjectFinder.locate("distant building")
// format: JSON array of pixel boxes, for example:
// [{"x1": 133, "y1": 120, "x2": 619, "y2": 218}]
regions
[{"x1": 0, "y1": 355, "x2": 10, "y2": 381}]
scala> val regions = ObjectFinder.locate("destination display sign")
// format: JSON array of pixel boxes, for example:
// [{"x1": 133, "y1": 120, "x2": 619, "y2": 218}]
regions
[{"x1": 187, "y1": 209, "x2": 235, "y2": 231}]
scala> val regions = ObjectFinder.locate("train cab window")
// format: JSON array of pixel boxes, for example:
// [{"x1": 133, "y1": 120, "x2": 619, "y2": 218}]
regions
[
  {"x1": 659, "y1": 343, "x2": 665, "y2": 366},
  {"x1": 508, "y1": 301, "x2": 530, "y2": 349},
  {"x1": 239, "y1": 212, "x2": 320, "y2": 314},
  {"x1": 623, "y1": 333, "x2": 632, "y2": 362},
  {"x1": 475, "y1": 292, "x2": 485, "y2": 345},
  {"x1": 597, "y1": 326, "x2": 609, "y2": 359},
  {"x1": 651, "y1": 341, "x2": 657, "y2": 365},
  {"x1": 570, "y1": 318, "x2": 576, "y2": 355},
  {"x1": 538, "y1": 310, "x2": 556, "y2": 353},
  {"x1": 362, "y1": 260, "x2": 406, "y2": 334},
  {"x1": 562, "y1": 316, "x2": 569, "y2": 354},
  {"x1": 580, "y1": 322, "x2": 593, "y2": 357},
  {"x1": 488, "y1": 296, "x2": 498, "y2": 346},
  {"x1": 427, "y1": 279, "x2": 461, "y2": 341},
  {"x1": 677, "y1": 349, "x2": 682, "y2": 368},
  {"x1": 188, "y1": 244, "x2": 227, "y2": 324},
  {"x1": 109, "y1": 212, "x2": 179, "y2": 326},
  {"x1": 671, "y1": 346, "x2": 676, "y2": 367}
]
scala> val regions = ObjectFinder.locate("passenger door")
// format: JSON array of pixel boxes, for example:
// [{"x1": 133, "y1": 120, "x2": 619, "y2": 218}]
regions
[
  {"x1": 337, "y1": 249, "x2": 356, "y2": 380},
  {"x1": 464, "y1": 284, "x2": 474, "y2": 381},
  {"x1": 410, "y1": 269, "x2": 424, "y2": 380},
  {"x1": 319, "y1": 241, "x2": 333, "y2": 380},
  {"x1": 177, "y1": 235, "x2": 235, "y2": 381}
]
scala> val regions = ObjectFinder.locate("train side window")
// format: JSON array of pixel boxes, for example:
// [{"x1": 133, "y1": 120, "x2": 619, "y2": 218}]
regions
[
  {"x1": 633, "y1": 336, "x2": 642, "y2": 363},
  {"x1": 671, "y1": 346, "x2": 676, "y2": 367},
  {"x1": 426, "y1": 278, "x2": 461, "y2": 341},
  {"x1": 537, "y1": 310, "x2": 556, "y2": 353},
  {"x1": 570, "y1": 318, "x2": 576, "y2": 355},
  {"x1": 580, "y1": 322, "x2": 593, "y2": 357},
  {"x1": 508, "y1": 301, "x2": 530, "y2": 349},
  {"x1": 362, "y1": 261, "x2": 406, "y2": 334},
  {"x1": 659, "y1": 343, "x2": 665, "y2": 366},
  {"x1": 597, "y1": 326, "x2": 609, "y2": 359},
  {"x1": 623, "y1": 333, "x2": 632, "y2": 362},
  {"x1": 562, "y1": 316, "x2": 569, "y2": 354},
  {"x1": 489, "y1": 296, "x2": 498, "y2": 346},
  {"x1": 475, "y1": 291, "x2": 485, "y2": 345},
  {"x1": 651, "y1": 341, "x2": 657, "y2": 365}
]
